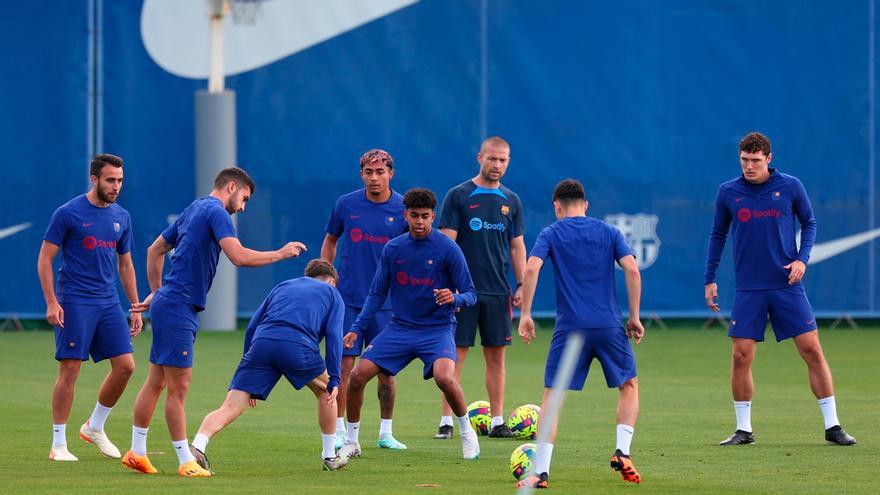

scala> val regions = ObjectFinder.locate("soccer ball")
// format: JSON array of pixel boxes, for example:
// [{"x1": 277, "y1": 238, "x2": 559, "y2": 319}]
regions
[
  {"x1": 510, "y1": 442, "x2": 537, "y2": 480},
  {"x1": 507, "y1": 404, "x2": 540, "y2": 439},
  {"x1": 467, "y1": 400, "x2": 491, "y2": 435}
]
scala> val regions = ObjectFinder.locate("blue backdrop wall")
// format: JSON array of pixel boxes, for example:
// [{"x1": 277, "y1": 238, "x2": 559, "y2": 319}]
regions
[{"x1": 2, "y1": 1, "x2": 879, "y2": 319}]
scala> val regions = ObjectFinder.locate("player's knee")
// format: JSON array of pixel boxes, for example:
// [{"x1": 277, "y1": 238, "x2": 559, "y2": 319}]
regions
[
  {"x1": 377, "y1": 373, "x2": 395, "y2": 386},
  {"x1": 433, "y1": 373, "x2": 456, "y2": 391},
  {"x1": 620, "y1": 377, "x2": 638, "y2": 393},
  {"x1": 799, "y1": 344, "x2": 826, "y2": 365},
  {"x1": 113, "y1": 361, "x2": 136, "y2": 379},
  {"x1": 731, "y1": 348, "x2": 753, "y2": 367},
  {"x1": 57, "y1": 361, "x2": 81, "y2": 383},
  {"x1": 348, "y1": 369, "x2": 368, "y2": 390}
]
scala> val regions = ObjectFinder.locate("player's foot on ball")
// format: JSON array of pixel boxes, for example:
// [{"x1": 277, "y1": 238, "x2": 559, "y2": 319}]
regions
[
  {"x1": 610, "y1": 449, "x2": 641, "y2": 484},
  {"x1": 79, "y1": 421, "x2": 121, "y2": 458},
  {"x1": 338, "y1": 441, "x2": 361, "y2": 459},
  {"x1": 335, "y1": 431, "x2": 346, "y2": 450},
  {"x1": 461, "y1": 430, "x2": 480, "y2": 460},
  {"x1": 322, "y1": 455, "x2": 348, "y2": 471},
  {"x1": 488, "y1": 424, "x2": 515, "y2": 438},
  {"x1": 377, "y1": 434, "x2": 407, "y2": 450},
  {"x1": 825, "y1": 425, "x2": 857, "y2": 445},
  {"x1": 49, "y1": 445, "x2": 78, "y2": 462},
  {"x1": 121, "y1": 450, "x2": 158, "y2": 474},
  {"x1": 516, "y1": 472, "x2": 549, "y2": 489},
  {"x1": 434, "y1": 425, "x2": 453, "y2": 439},
  {"x1": 719, "y1": 429, "x2": 755, "y2": 446},
  {"x1": 189, "y1": 445, "x2": 212, "y2": 472},
  {"x1": 178, "y1": 460, "x2": 212, "y2": 477}
]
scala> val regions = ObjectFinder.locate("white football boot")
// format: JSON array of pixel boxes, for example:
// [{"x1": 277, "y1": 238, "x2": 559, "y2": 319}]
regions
[{"x1": 79, "y1": 421, "x2": 122, "y2": 458}]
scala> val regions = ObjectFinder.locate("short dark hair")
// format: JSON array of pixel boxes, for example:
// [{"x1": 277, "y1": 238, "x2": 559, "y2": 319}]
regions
[
  {"x1": 481, "y1": 136, "x2": 510, "y2": 151},
  {"x1": 304, "y1": 259, "x2": 338, "y2": 282},
  {"x1": 552, "y1": 178, "x2": 586, "y2": 204},
  {"x1": 213, "y1": 167, "x2": 256, "y2": 194},
  {"x1": 739, "y1": 132, "x2": 772, "y2": 156},
  {"x1": 403, "y1": 188, "x2": 436, "y2": 210},
  {"x1": 90, "y1": 153, "x2": 123, "y2": 178},
  {"x1": 359, "y1": 149, "x2": 393, "y2": 170}
]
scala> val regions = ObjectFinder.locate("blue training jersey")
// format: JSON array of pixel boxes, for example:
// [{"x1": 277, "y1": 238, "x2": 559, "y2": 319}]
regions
[
  {"x1": 158, "y1": 196, "x2": 237, "y2": 311},
  {"x1": 530, "y1": 216, "x2": 633, "y2": 330},
  {"x1": 352, "y1": 229, "x2": 477, "y2": 333},
  {"x1": 325, "y1": 189, "x2": 406, "y2": 309},
  {"x1": 43, "y1": 194, "x2": 133, "y2": 305},
  {"x1": 704, "y1": 169, "x2": 816, "y2": 290},
  {"x1": 243, "y1": 277, "x2": 344, "y2": 392},
  {"x1": 439, "y1": 180, "x2": 524, "y2": 295}
]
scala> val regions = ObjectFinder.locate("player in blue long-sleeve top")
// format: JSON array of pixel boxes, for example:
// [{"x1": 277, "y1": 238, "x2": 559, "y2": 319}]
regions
[
  {"x1": 705, "y1": 132, "x2": 856, "y2": 447},
  {"x1": 337, "y1": 188, "x2": 482, "y2": 461},
  {"x1": 188, "y1": 259, "x2": 348, "y2": 472}
]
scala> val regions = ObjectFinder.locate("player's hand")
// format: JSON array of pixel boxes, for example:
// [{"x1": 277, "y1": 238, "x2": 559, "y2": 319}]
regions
[
  {"x1": 783, "y1": 260, "x2": 806, "y2": 285},
  {"x1": 512, "y1": 286, "x2": 523, "y2": 309},
  {"x1": 518, "y1": 315, "x2": 536, "y2": 344},
  {"x1": 326, "y1": 385, "x2": 338, "y2": 405},
  {"x1": 130, "y1": 292, "x2": 154, "y2": 314},
  {"x1": 278, "y1": 241, "x2": 307, "y2": 260},
  {"x1": 704, "y1": 283, "x2": 720, "y2": 312},
  {"x1": 130, "y1": 312, "x2": 143, "y2": 338},
  {"x1": 626, "y1": 318, "x2": 645, "y2": 344},
  {"x1": 343, "y1": 332, "x2": 357, "y2": 349},
  {"x1": 248, "y1": 397, "x2": 257, "y2": 408},
  {"x1": 433, "y1": 288, "x2": 455, "y2": 305},
  {"x1": 46, "y1": 301, "x2": 64, "y2": 328}
]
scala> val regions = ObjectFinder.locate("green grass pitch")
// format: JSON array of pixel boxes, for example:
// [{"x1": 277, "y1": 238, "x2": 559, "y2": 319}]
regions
[{"x1": 0, "y1": 325, "x2": 876, "y2": 494}]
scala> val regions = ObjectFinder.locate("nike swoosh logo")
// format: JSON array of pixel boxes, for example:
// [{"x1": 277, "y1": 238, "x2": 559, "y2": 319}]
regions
[
  {"x1": 350, "y1": 215, "x2": 361, "y2": 219},
  {"x1": 141, "y1": 0, "x2": 419, "y2": 78},
  {"x1": 83, "y1": 223, "x2": 94, "y2": 227},
  {"x1": 469, "y1": 204, "x2": 480, "y2": 209},
  {"x1": 799, "y1": 228, "x2": 880, "y2": 264},
  {"x1": 0, "y1": 222, "x2": 32, "y2": 240}
]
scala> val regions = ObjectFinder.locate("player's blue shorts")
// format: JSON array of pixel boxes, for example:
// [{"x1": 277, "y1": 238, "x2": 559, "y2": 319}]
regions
[
  {"x1": 343, "y1": 306, "x2": 392, "y2": 357},
  {"x1": 454, "y1": 294, "x2": 513, "y2": 347},
  {"x1": 228, "y1": 337, "x2": 326, "y2": 400},
  {"x1": 729, "y1": 285, "x2": 817, "y2": 342},
  {"x1": 361, "y1": 323, "x2": 458, "y2": 380},
  {"x1": 54, "y1": 302, "x2": 132, "y2": 362},
  {"x1": 148, "y1": 291, "x2": 199, "y2": 368},
  {"x1": 544, "y1": 327, "x2": 636, "y2": 390}
]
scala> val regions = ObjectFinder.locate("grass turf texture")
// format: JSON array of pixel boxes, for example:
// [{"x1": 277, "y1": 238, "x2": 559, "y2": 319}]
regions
[{"x1": 0, "y1": 325, "x2": 876, "y2": 494}]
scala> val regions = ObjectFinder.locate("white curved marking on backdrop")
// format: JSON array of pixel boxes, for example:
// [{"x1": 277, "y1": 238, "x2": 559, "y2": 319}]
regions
[
  {"x1": 141, "y1": 0, "x2": 419, "y2": 79},
  {"x1": 0, "y1": 222, "x2": 32, "y2": 240},
  {"x1": 800, "y1": 228, "x2": 880, "y2": 264}
]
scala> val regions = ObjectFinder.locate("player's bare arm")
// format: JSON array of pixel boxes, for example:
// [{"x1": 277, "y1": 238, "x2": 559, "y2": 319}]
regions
[
  {"x1": 219, "y1": 237, "x2": 306, "y2": 267},
  {"x1": 117, "y1": 252, "x2": 142, "y2": 336},
  {"x1": 131, "y1": 234, "x2": 173, "y2": 313},
  {"x1": 509, "y1": 235, "x2": 527, "y2": 308},
  {"x1": 320, "y1": 233, "x2": 339, "y2": 263},
  {"x1": 517, "y1": 256, "x2": 544, "y2": 344},
  {"x1": 619, "y1": 255, "x2": 644, "y2": 344},
  {"x1": 37, "y1": 240, "x2": 63, "y2": 327}
]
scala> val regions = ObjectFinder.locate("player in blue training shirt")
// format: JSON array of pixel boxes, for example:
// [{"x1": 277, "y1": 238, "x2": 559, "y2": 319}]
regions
[
  {"x1": 517, "y1": 179, "x2": 645, "y2": 489},
  {"x1": 187, "y1": 260, "x2": 348, "y2": 472},
  {"x1": 435, "y1": 136, "x2": 527, "y2": 439},
  {"x1": 337, "y1": 188, "x2": 482, "y2": 461},
  {"x1": 320, "y1": 149, "x2": 407, "y2": 450},
  {"x1": 705, "y1": 132, "x2": 857, "y2": 447},
  {"x1": 123, "y1": 167, "x2": 308, "y2": 477},
  {"x1": 38, "y1": 154, "x2": 141, "y2": 462}
]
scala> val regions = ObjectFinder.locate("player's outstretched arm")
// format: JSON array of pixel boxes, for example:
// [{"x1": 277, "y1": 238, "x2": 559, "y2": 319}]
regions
[
  {"x1": 349, "y1": 246, "x2": 393, "y2": 340},
  {"x1": 219, "y1": 237, "x2": 306, "y2": 267},
  {"x1": 37, "y1": 240, "x2": 63, "y2": 328},
  {"x1": 619, "y1": 255, "x2": 644, "y2": 344},
  {"x1": 323, "y1": 292, "x2": 345, "y2": 397},
  {"x1": 131, "y1": 234, "x2": 173, "y2": 313},
  {"x1": 117, "y1": 252, "x2": 142, "y2": 336},
  {"x1": 704, "y1": 186, "x2": 733, "y2": 289},
  {"x1": 320, "y1": 233, "x2": 339, "y2": 264},
  {"x1": 518, "y1": 256, "x2": 543, "y2": 344}
]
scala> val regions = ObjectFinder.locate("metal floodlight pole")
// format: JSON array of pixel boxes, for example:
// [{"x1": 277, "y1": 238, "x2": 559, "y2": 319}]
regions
[{"x1": 196, "y1": 0, "x2": 237, "y2": 331}]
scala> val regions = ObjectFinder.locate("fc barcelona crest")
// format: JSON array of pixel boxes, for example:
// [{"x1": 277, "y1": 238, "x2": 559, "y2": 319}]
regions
[
  {"x1": 501, "y1": 205, "x2": 510, "y2": 216},
  {"x1": 113, "y1": 222, "x2": 121, "y2": 232},
  {"x1": 603, "y1": 213, "x2": 661, "y2": 269}
]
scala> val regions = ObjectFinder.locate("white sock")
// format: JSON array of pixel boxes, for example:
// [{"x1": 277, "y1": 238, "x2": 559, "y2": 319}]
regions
[
  {"x1": 192, "y1": 432, "x2": 210, "y2": 452},
  {"x1": 88, "y1": 402, "x2": 112, "y2": 431},
  {"x1": 336, "y1": 417, "x2": 345, "y2": 433},
  {"x1": 616, "y1": 424, "x2": 634, "y2": 455},
  {"x1": 322, "y1": 433, "x2": 336, "y2": 459},
  {"x1": 818, "y1": 396, "x2": 840, "y2": 430},
  {"x1": 439, "y1": 415, "x2": 454, "y2": 427},
  {"x1": 535, "y1": 442, "x2": 554, "y2": 475},
  {"x1": 379, "y1": 419, "x2": 392, "y2": 436},
  {"x1": 456, "y1": 415, "x2": 473, "y2": 434},
  {"x1": 52, "y1": 424, "x2": 67, "y2": 447},
  {"x1": 131, "y1": 426, "x2": 149, "y2": 456},
  {"x1": 490, "y1": 415, "x2": 504, "y2": 428},
  {"x1": 172, "y1": 439, "x2": 194, "y2": 465},
  {"x1": 734, "y1": 400, "x2": 752, "y2": 432},
  {"x1": 346, "y1": 421, "x2": 360, "y2": 444}
]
